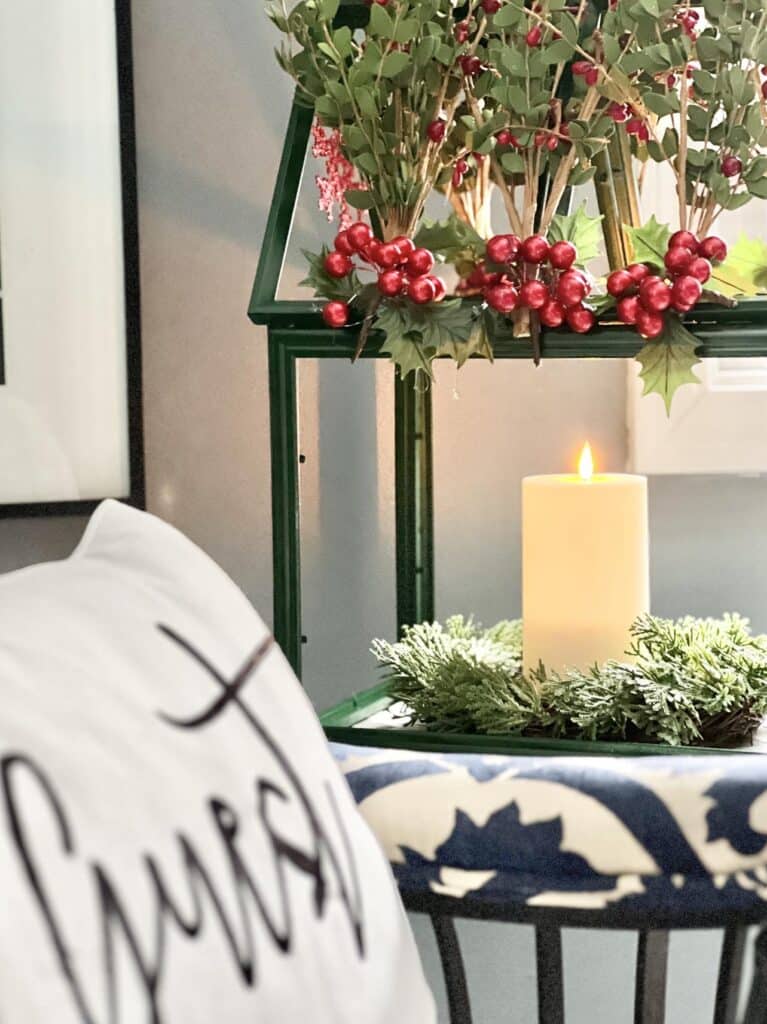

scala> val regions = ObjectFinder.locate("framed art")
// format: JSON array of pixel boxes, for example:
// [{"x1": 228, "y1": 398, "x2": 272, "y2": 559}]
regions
[{"x1": 0, "y1": 0, "x2": 143, "y2": 516}]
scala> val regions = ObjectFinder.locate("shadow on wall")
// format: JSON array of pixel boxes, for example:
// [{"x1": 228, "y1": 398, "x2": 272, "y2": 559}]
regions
[{"x1": 0, "y1": 515, "x2": 87, "y2": 575}]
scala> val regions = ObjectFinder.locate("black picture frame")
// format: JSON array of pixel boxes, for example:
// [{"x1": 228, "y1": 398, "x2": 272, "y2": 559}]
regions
[{"x1": 0, "y1": 0, "x2": 144, "y2": 519}]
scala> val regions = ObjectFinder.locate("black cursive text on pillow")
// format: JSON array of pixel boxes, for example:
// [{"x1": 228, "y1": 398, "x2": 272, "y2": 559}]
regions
[{"x1": 1, "y1": 627, "x2": 364, "y2": 1023}]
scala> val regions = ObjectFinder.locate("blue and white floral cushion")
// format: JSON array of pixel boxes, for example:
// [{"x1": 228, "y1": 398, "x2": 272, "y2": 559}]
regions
[{"x1": 331, "y1": 743, "x2": 767, "y2": 916}]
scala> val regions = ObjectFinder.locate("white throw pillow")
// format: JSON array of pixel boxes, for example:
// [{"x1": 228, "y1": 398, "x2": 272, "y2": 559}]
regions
[{"x1": 0, "y1": 500, "x2": 434, "y2": 1024}]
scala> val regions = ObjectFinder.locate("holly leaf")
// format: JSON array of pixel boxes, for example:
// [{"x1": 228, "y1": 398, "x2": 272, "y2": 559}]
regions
[
  {"x1": 431, "y1": 309, "x2": 490, "y2": 367},
  {"x1": 410, "y1": 298, "x2": 476, "y2": 353},
  {"x1": 461, "y1": 312, "x2": 495, "y2": 366},
  {"x1": 712, "y1": 234, "x2": 767, "y2": 296},
  {"x1": 345, "y1": 188, "x2": 376, "y2": 210},
  {"x1": 300, "y1": 247, "x2": 361, "y2": 302},
  {"x1": 376, "y1": 304, "x2": 435, "y2": 378},
  {"x1": 413, "y1": 215, "x2": 486, "y2": 263},
  {"x1": 375, "y1": 298, "x2": 481, "y2": 376},
  {"x1": 624, "y1": 216, "x2": 671, "y2": 268},
  {"x1": 548, "y1": 203, "x2": 604, "y2": 267},
  {"x1": 635, "y1": 315, "x2": 701, "y2": 415},
  {"x1": 710, "y1": 261, "x2": 762, "y2": 298},
  {"x1": 588, "y1": 291, "x2": 617, "y2": 316}
]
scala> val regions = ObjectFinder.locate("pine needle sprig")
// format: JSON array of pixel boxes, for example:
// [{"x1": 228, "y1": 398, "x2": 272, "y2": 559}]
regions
[
  {"x1": 372, "y1": 616, "x2": 540, "y2": 735},
  {"x1": 372, "y1": 613, "x2": 767, "y2": 747}
]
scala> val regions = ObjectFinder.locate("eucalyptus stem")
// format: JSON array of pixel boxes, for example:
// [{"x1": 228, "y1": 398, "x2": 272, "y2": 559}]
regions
[
  {"x1": 540, "y1": 88, "x2": 599, "y2": 229},
  {"x1": 491, "y1": 159, "x2": 526, "y2": 236},
  {"x1": 677, "y1": 68, "x2": 689, "y2": 232},
  {"x1": 465, "y1": 85, "x2": 526, "y2": 236}
]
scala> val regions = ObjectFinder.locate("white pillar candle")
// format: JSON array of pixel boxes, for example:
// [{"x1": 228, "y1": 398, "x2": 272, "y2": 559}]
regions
[{"x1": 522, "y1": 444, "x2": 649, "y2": 677}]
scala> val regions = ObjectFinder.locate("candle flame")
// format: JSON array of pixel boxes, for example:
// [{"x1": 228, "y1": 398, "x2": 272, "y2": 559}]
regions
[{"x1": 578, "y1": 442, "x2": 594, "y2": 481}]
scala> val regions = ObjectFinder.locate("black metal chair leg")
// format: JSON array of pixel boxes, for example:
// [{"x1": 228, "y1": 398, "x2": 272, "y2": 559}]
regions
[
  {"x1": 743, "y1": 925, "x2": 767, "y2": 1024},
  {"x1": 714, "y1": 925, "x2": 747, "y2": 1024},
  {"x1": 634, "y1": 930, "x2": 669, "y2": 1024},
  {"x1": 430, "y1": 913, "x2": 473, "y2": 1024},
  {"x1": 536, "y1": 925, "x2": 565, "y2": 1024}
]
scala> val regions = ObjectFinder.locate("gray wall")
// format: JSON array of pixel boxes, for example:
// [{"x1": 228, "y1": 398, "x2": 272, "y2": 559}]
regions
[
  {"x1": 4, "y1": 1, "x2": 764, "y2": 1019},
  {"x1": 132, "y1": 0, "x2": 277, "y2": 619},
  {"x1": 0, "y1": 515, "x2": 87, "y2": 574}
]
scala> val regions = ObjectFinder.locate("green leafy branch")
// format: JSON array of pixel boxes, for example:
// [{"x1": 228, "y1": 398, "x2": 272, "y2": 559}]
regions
[
  {"x1": 270, "y1": 0, "x2": 488, "y2": 238},
  {"x1": 604, "y1": 0, "x2": 767, "y2": 235}
]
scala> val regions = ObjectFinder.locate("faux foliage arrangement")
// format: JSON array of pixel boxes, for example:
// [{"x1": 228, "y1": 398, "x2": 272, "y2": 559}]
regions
[
  {"x1": 268, "y1": 0, "x2": 767, "y2": 410},
  {"x1": 372, "y1": 613, "x2": 767, "y2": 747}
]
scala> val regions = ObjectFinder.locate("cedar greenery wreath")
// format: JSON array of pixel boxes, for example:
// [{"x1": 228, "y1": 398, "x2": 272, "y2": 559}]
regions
[
  {"x1": 372, "y1": 614, "x2": 767, "y2": 747},
  {"x1": 268, "y1": 0, "x2": 767, "y2": 410}
]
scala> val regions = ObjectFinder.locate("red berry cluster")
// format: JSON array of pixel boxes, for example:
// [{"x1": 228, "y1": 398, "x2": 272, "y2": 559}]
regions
[
  {"x1": 495, "y1": 119, "x2": 571, "y2": 154},
  {"x1": 320, "y1": 223, "x2": 444, "y2": 328},
  {"x1": 572, "y1": 59, "x2": 599, "y2": 87},
  {"x1": 721, "y1": 155, "x2": 743, "y2": 178},
  {"x1": 574, "y1": 61, "x2": 651, "y2": 141},
  {"x1": 425, "y1": 117, "x2": 485, "y2": 189},
  {"x1": 480, "y1": 234, "x2": 596, "y2": 333},
  {"x1": 495, "y1": 128, "x2": 519, "y2": 148},
  {"x1": 606, "y1": 231, "x2": 727, "y2": 339},
  {"x1": 458, "y1": 53, "x2": 485, "y2": 77},
  {"x1": 675, "y1": 7, "x2": 699, "y2": 39},
  {"x1": 762, "y1": 65, "x2": 767, "y2": 100},
  {"x1": 606, "y1": 101, "x2": 650, "y2": 141}
]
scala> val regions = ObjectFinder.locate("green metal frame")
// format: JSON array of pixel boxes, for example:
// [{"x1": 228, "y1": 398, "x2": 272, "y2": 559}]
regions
[
  {"x1": 263, "y1": 327, "x2": 434, "y2": 676},
  {"x1": 251, "y1": 92, "x2": 767, "y2": 755},
  {"x1": 250, "y1": 92, "x2": 439, "y2": 674},
  {"x1": 318, "y1": 677, "x2": 756, "y2": 757}
]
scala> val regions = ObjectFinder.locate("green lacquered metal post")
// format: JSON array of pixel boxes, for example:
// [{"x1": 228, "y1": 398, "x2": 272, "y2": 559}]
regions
[
  {"x1": 268, "y1": 333, "x2": 302, "y2": 675},
  {"x1": 261, "y1": 302, "x2": 767, "y2": 357},
  {"x1": 395, "y1": 376, "x2": 434, "y2": 631}
]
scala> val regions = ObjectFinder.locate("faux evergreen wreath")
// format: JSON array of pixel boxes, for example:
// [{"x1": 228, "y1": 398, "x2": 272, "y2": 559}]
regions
[
  {"x1": 372, "y1": 613, "x2": 767, "y2": 747},
  {"x1": 268, "y1": 0, "x2": 767, "y2": 410}
]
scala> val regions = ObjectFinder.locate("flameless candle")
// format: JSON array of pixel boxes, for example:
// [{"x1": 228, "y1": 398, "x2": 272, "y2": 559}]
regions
[{"x1": 522, "y1": 443, "x2": 649, "y2": 676}]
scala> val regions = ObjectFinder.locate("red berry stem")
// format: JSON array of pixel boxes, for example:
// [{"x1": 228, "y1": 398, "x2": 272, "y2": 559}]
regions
[{"x1": 353, "y1": 296, "x2": 382, "y2": 362}]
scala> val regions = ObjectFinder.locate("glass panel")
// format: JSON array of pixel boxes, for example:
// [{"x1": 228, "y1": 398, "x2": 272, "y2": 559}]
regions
[
  {"x1": 277, "y1": 135, "x2": 484, "y2": 300},
  {"x1": 432, "y1": 357, "x2": 767, "y2": 633},
  {"x1": 297, "y1": 357, "x2": 397, "y2": 709},
  {"x1": 277, "y1": 134, "x2": 337, "y2": 301},
  {"x1": 628, "y1": 357, "x2": 767, "y2": 475}
]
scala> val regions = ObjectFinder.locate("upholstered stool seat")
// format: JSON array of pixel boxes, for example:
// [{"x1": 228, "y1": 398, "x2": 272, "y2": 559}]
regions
[
  {"x1": 332, "y1": 743, "x2": 767, "y2": 923},
  {"x1": 331, "y1": 742, "x2": 767, "y2": 1022}
]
